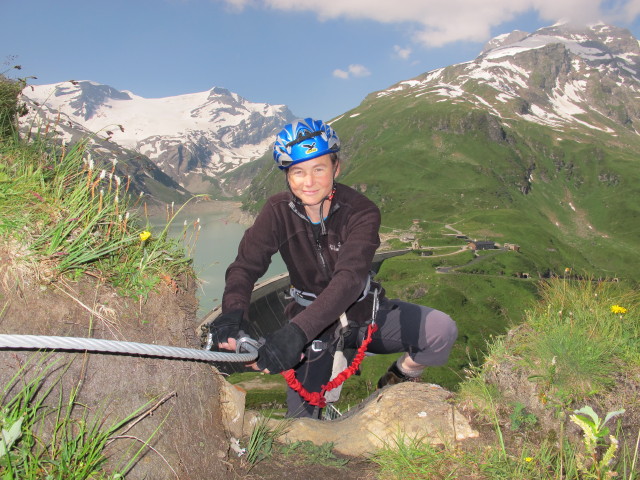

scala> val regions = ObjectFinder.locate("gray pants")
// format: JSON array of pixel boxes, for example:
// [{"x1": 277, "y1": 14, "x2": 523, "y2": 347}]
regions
[{"x1": 285, "y1": 298, "x2": 458, "y2": 418}]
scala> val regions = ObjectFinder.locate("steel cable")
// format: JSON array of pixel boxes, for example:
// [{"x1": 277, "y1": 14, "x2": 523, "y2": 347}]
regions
[{"x1": 0, "y1": 334, "x2": 257, "y2": 363}]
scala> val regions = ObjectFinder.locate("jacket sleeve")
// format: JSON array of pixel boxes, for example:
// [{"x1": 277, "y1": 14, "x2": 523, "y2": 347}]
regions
[
  {"x1": 221, "y1": 202, "x2": 281, "y2": 316},
  {"x1": 291, "y1": 201, "x2": 381, "y2": 341}
]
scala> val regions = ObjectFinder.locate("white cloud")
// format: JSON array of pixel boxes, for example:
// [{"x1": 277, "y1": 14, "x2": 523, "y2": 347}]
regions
[
  {"x1": 222, "y1": 0, "x2": 640, "y2": 46},
  {"x1": 333, "y1": 64, "x2": 371, "y2": 79},
  {"x1": 349, "y1": 64, "x2": 371, "y2": 77},
  {"x1": 333, "y1": 69, "x2": 349, "y2": 79},
  {"x1": 393, "y1": 45, "x2": 412, "y2": 60}
]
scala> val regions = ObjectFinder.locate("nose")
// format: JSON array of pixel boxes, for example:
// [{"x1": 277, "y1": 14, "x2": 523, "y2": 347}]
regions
[{"x1": 302, "y1": 172, "x2": 315, "y2": 186}]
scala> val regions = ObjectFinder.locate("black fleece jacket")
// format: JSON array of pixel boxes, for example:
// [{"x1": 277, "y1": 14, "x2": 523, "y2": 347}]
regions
[{"x1": 221, "y1": 183, "x2": 383, "y2": 342}]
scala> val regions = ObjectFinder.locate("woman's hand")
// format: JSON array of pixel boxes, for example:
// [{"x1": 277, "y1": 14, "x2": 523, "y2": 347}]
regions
[
  {"x1": 218, "y1": 337, "x2": 238, "y2": 351},
  {"x1": 255, "y1": 323, "x2": 307, "y2": 374}
]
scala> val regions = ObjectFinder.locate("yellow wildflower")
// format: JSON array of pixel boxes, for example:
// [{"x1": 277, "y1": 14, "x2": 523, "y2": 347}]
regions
[
  {"x1": 610, "y1": 305, "x2": 627, "y2": 315},
  {"x1": 525, "y1": 457, "x2": 533, "y2": 463},
  {"x1": 139, "y1": 231, "x2": 151, "y2": 242}
]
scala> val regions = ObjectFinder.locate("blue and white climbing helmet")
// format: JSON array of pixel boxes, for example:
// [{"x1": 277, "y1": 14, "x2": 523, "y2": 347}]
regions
[{"x1": 273, "y1": 118, "x2": 340, "y2": 170}]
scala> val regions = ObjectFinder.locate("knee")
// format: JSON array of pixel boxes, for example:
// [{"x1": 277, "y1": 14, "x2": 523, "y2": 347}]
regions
[{"x1": 426, "y1": 311, "x2": 458, "y2": 350}]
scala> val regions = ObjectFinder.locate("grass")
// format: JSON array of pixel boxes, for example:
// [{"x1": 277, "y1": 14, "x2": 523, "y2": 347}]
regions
[
  {"x1": 232, "y1": 278, "x2": 638, "y2": 480},
  {"x1": 519, "y1": 278, "x2": 639, "y2": 404},
  {"x1": 245, "y1": 413, "x2": 290, "y2": 467},
  {"x1": 0, "y1": 130, "x2": 200, "y2": 298},
  {"x1": 0, "y1": 354, "x2": 158, "y2": 479}
]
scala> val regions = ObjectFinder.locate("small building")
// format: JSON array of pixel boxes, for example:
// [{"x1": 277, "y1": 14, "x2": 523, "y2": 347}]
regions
[
  {"x1": 504, "y1": 243, "x2": 521, "y2": 252},
  {"x1": 468, "y1": 240, "x2": 496, "y2": 251}
]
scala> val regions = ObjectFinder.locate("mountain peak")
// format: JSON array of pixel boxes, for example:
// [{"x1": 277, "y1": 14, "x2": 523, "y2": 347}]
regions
[
  {"x1": 480, "y1": 22, "x2": 640, "y2": 67},
  {"x1": 481, "y1": 30, "x2": 530, "y2": 55},
  {"x1": 373, "y1": 22, "x2": 640, "y2": 138},
  {"x1": 209, "y1": 86, "x2": 233, "y2": 97},
  {"x1": 21, "y1": 80, "x2": 295, "y2": 194},
  {"x1": 48, "y1": 81, "x2": 132, "y2": 120}
]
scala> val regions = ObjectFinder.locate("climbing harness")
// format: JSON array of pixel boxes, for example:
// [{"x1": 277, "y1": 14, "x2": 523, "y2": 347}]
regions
[
  {"x1": 289, "y1": 272, "x2": 372, "y2": 307},
  {"x1": 282, "y1": 287, "x2": 380, "y2": 410},
  {"x1": 0, "y1": 334, "x2": 258, "y2": 363}
]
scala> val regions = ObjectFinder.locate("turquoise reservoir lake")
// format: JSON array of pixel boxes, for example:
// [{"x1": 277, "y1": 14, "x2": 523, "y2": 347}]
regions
[{"x1": 150, "y1": 203, "x2": 286, "y2": 319}]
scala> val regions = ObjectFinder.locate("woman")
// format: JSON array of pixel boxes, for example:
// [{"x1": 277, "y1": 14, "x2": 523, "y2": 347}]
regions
[{"x1": 210, "y1": 118, "x2": 458, "y2": 418}]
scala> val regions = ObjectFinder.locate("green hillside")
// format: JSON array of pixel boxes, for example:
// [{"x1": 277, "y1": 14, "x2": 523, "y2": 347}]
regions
[
  {"x1": 244, "y1": 94, "x2": 639, "y2": 278},
  {"x1": 235, "y1": 82, "x2": 640, "y2": 389}
]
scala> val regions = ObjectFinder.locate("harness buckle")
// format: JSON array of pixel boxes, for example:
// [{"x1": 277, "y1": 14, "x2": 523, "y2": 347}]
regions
[{"x1": 310, "y1": 340, "x2": 326, "y2": 352}]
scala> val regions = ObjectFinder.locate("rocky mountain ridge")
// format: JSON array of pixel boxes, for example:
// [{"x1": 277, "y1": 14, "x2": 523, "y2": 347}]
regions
[
  {"x1": 364, "y1": 23, "x2": 640, "y2": 137},
  {"x1": 20, "y1": 81, "x2": 295, "y2": 195}
]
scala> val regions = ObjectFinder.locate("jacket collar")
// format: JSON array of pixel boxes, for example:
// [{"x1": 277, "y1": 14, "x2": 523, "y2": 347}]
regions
[{"x1": 288, "y1": 184, "x2": 342, "y2": 231}]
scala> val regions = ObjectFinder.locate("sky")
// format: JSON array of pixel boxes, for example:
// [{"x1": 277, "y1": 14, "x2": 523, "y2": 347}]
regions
[{"x1": 3, "y1": 0, "x2": 640, "y2": 121}]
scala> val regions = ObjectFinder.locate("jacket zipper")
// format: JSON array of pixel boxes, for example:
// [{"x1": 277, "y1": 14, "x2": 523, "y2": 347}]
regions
[
  {"x1": 316, "y1": 238, "x2": 328, "y2": 275},
  {"x1": 288, "y1": 199, "x2": 339, "y2": 280}
]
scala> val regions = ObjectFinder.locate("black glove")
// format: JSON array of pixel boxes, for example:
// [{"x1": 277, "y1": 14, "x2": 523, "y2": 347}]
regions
[
  {"x1": 208, "y1": 310, "x2": 244, "y2": 347},
  {"x1": 256, "y1": 323, "x2": 307, "y2": 374}
]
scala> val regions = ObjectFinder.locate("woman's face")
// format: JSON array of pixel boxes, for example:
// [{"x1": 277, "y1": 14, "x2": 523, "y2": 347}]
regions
[{"x1": 286, "y1": 154, "x2": 339, "y2": 206}]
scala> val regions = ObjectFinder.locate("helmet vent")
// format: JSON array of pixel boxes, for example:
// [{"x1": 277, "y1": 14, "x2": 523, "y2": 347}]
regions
[{"x1": 285, "y1": 130, "x2": 323, "y2": 148}]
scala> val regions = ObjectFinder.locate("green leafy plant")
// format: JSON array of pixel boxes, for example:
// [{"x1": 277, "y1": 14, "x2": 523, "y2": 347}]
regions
[
  {"x1": 570, "y1": 406, "x2": 625, "y2": 479},
  {"x1": 509, "y1": 401, "x2": 538, "y2": 431},
  {"x1": 280, "y1": 440, "x2": 349, "y2": 467}
]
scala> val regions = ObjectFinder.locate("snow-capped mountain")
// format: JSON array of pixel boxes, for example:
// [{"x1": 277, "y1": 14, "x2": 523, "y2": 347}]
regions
[
  {"x1": 21, "y1": 81, "x2": 295, "y2": 193},
  {"x1": 367, "y1": 22, "x2": 640, "y2": 136}
]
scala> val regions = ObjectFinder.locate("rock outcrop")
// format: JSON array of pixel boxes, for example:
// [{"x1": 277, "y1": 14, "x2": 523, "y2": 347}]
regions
[{"x1": 241, "y1": 382, "x2": 479, "y2": 457}]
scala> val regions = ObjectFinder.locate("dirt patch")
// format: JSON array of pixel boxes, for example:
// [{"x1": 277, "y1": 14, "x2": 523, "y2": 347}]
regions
[
  {"x1": 0, "y1": 245, "x2": 237, "y2": 479},
  {"x1": 228, "y1": 450, "x2": 378, "y2": 479}
]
